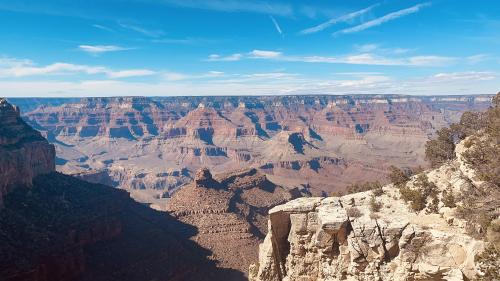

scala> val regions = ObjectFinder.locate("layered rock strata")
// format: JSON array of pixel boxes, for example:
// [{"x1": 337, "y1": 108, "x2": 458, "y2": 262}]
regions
[
  {"x1": 166, "y1": 168, "x2": 304, "y2": 276},
  {"x1": 17, "y1": 95, "x2": 492, "y2": 201},
  {"x1": 0, "y1": 98, "x2": 55, "y2": 206}
]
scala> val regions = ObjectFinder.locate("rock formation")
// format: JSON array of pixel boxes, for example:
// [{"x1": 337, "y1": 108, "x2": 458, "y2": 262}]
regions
[
  {"x1": 166, "y1": 167, "x2": 306, "y2": 277},
  {"x1": 249, "y1": 138, "x2": 491, "y2": 281},
  {"x1": 0, "y1": 98, "x2": 55, "y2": 206},
  {"x1": 15, "y1": 95, "x2": 492, "y2": 203},
  {"x1": 0, "y1": 98, "x2": 242, "y2": 281}
]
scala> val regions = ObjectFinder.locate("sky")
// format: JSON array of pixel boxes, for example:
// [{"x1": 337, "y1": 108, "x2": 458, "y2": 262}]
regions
[{"x1": 0, "y1": 0, "x2": 499, "y2": 97}]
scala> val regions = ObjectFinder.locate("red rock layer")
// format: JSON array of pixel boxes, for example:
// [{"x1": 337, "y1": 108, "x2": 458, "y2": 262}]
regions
[
  {"x1": 166, "y1": 168, "x2": 303, "y2": 276},
  {"x1": 0, "y1": 98, "x2": 55, "y2": 206}
]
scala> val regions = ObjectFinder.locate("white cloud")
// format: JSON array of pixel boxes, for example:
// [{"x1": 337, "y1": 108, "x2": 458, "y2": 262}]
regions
[
  {"x1": 249, "y1": 50, "x2": 283, "y2": 58},
  {"x1": 209, "y1": 50, "x2": 457, "y2": 67},
  {"x1": 78, "y1": 45, "x2": 132, "y2": 55},
  {"x1": 1, "y1": 70, "x2": 499, "y2": 97},
  {"x1": 300, "y1": 4, "x2": 379, "y2": 35},
  {"x1": 0, "y1": 57, "x2": 34, "y2": 67},
  {"x1": 333, "y1": 2, "x2": 431, "y2": 35},
  {"x1": 433, "y1": 71, "x2": 496, "y2": 81},
  {"x1": 107, "y1": 69, "x2": 156, "y2": 78},
  {"x1": 207, "y1": 53, "x2": 243, "y2": 61},
  {"x1": 0, "y1": 57, "x2": 156, "y2": 78},
  {"x1": 406, "y1": 56, "x2": 457, "y2": 67},
  {"x1": 3, "y1": 71, "x2": 498, "y2": 98},
  {"x1": 163, "y1": 71, "x2": 226, "y2": 81}
]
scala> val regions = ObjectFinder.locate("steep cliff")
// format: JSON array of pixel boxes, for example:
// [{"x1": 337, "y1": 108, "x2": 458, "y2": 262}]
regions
[
  {"x1": 0, "y1": 98, "x2": 55, "y2": 206},
  {"x1": 249, "y1": 138, "x2": 494, "y2": 281}
]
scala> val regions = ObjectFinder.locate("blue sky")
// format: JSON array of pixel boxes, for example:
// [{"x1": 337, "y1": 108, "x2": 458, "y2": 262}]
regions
[{"x1": 0, "y1": 0, "x2": 499, "y2": 97}]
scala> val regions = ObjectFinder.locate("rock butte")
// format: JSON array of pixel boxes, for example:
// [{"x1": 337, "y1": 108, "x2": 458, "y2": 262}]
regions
[{"x1": 166, "y1": 167, "x2": 307, "y2": 276}]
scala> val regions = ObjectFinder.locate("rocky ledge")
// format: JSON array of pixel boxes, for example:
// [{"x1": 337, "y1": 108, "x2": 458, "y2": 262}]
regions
[{"x1": 249, "y1": 141, "x2": 489, "y2": 281}]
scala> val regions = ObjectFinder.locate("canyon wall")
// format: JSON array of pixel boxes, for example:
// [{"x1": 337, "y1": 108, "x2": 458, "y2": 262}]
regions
[
  {"x1": 0, "y1": 98, "x2": 55, "y2": 206},
  {"x1": 14, "y1": 95, "x2": 491, "y2": 204}
]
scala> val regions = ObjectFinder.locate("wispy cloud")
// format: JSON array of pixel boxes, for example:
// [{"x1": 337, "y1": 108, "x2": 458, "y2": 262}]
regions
[
  {"x1": 119, "y1": 22, "x2": 165, "y2": 37},
  {"x1": 333, "y1": 2, "x2": 431, "y2": 36},
  {"x1": 78, "y1": 45, "x2": 132, "y2": 55},
  {"x1": 355, "y1": 44, "x2": 379, "y2": 52},
  {"x1": 3, "y1": 70, "x2": 498, "y2": 97},
  {"x1": 152, "y1": 0, "x2": 293, "y2": 17},
  {"x1": 300, "y1": 4, "x2": 379, "y2": 35},
  {"x1": 249, "y1": 50, "x2": 283, "y2": 59},
  {"x1": 152, "y1": 38, "x2": 198, "y2": 44},
  {"x1": 269, "y1": 15, "x2": 283, "y2": 36},
  {"x1": 107, "y1": 69, "x2": 156, "y2": 78},
  {"x1": 466, "y1": 54, "x2": 489, "y2": 64},
  {"x1": 92, "y1": 24, "x2": 114, "y2": 32},
  {"x1": 207, "y1": 54, "x2": 243, "y2": 61},
  {"x1": 0, "y1": 57, "x2": 155, "y2": 78},
  {"x1": 207, "y1": 49, "x2": 457, "y2": 67},
  {"x1": 432, "y1": 71, "x2": 496, "y2": 81},
  {"x1": 163, "y1": 70, "x2": 225, "y2": 81}
]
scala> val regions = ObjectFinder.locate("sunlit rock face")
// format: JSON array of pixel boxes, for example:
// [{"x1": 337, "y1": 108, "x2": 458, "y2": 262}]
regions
[
  {"x1": 249, "y1": 195, "x2": 483, "y2": 281},
  {"x1": 249, "y1": 138, "x2": 491, "y2": 281},
  {"x1": 0, "y1": 98, "x2": 55, "y2": 206}
]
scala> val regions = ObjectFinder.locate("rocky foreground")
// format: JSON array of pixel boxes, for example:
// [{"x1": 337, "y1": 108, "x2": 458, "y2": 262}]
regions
[{"x1": 249, "y1": 138, "x2": 496, "y2": 281}]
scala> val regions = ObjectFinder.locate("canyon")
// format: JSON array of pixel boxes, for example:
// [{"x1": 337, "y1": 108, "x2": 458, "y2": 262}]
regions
[
  {"x1": 0, "y1": 98, "x2": 244, "y2": 281},
  {"x1": 0, "y1": 95, "x2": 497, "y2": 280},
  {"x1": 10, "y1": 95, "x2": 491, "y2": 208}
]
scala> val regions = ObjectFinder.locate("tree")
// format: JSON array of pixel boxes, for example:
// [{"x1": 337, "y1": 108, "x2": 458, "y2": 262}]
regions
[
  {"x1": 387, "y1": 166, "x2": 411, "y2": 186},
  {"x1": 425, "y1": 127, "x2": 456, "y2": 167}
]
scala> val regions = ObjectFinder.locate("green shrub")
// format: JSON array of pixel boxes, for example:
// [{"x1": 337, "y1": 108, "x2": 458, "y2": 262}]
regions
[
  {"x1": 399, "y1": 174, "x2": 437, "y2": 212},
  {"x1": 442, "y1": 187, "x2": 456, "y2": 208},
  {"x1": 387, "y1": 166, "x2": 411, "y2": 186},
  {"x1": 344, "y1": 181, "x2": 383, "y2": 195},
  {"x1": 425, "y1": 127, "x2": 457, "y2": 168}
]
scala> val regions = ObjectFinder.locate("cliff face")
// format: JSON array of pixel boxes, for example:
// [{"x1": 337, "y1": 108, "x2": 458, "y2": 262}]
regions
[
  {"x1": 18, "y1": 95, "x2": 492, "y2": 204},
  {"x1": 0, "y1": 98, "x2": 55, "y2": 206},
  {"x1": 249, "y1": 140, "x2": 488, "y2": 281}
]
